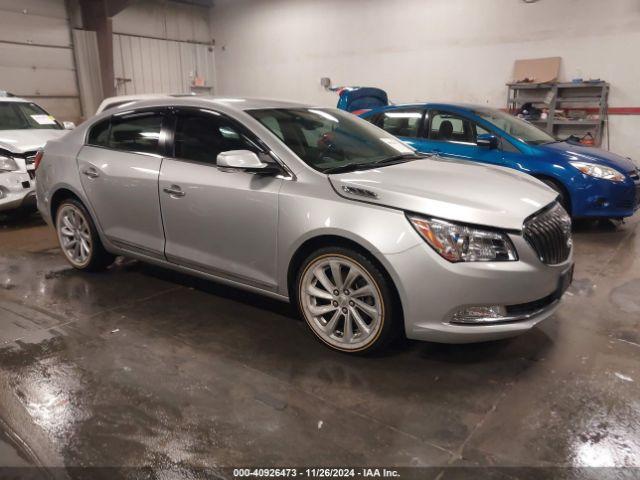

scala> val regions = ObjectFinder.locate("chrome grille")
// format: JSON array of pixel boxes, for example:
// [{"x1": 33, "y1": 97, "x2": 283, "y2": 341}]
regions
[{"x1": 523, "y1": 203, "x2": 572, "y2": 265}]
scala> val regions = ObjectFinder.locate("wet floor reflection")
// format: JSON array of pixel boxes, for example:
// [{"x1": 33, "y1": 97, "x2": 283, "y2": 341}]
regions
[{"x1": 0, "y1": 214, "x2": 638, "y2": 472}]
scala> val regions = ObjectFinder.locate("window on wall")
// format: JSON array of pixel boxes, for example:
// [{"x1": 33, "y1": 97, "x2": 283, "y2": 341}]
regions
[
  {"x1": 375, "y1": 109, "x2": 423, "y2": 138},
  {"x1": 109, "y1": 112, "x2": 164, "y2": 154},
  {"x1": 174, "y1": 110, "x2": 261, "y2": 164},
  {"x1": 428, "y1": 111, "x2": 476, "y2": 143}
]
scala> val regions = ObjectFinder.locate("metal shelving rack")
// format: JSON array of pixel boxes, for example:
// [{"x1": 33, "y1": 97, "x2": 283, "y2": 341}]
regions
[{"x1": 507, "y1": 81, "x2": 609, "y2": 147}]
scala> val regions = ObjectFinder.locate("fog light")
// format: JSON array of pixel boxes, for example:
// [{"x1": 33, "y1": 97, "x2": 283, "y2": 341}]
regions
[{"x1": 450, "y1": 305, "x2": 507, "y2": 324}]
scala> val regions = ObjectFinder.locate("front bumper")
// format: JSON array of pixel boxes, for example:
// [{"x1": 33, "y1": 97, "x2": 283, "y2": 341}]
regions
[
  {"x1": 0, "y1": 171, "x2": 35, "y2": 213},
  {"x1": 571, "y1": 175, "x2": 640, "y2": 218},
  {"x1": 387, "y1": 233, "x2": 573, "y2": 344}
]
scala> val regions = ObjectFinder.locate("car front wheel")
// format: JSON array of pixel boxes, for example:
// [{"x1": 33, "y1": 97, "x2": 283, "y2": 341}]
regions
[
  {"x1": 540, "y1": 178, "x2": 571, "y2": 214},
  {"x1": 296, "y1": 247, "x2": 399, "y2": 354},
  {"x1": 55, "y1": 199, "x2": 114, "y2": 271}
]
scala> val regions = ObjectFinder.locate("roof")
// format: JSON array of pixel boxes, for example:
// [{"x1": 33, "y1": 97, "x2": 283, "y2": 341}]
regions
[
  {"x1": 0, "y1": 96, "x2": 29, "y2": 103},
  {"x1": 368, "y1": 102, "x2": 493, "y2": 113},
  {"x1": 100, "y1": 95, "x2": 311, "y2": 114}
]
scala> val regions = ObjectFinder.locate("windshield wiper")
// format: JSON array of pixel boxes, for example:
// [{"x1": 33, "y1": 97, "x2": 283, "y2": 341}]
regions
[
  {"x1": 323, "y1": 162, "x2": 379, "y2": 174},
  {"x1": 323, "y1": 154, "x2": 424, "y2": 175},
  {"x1": 373, "y1": 153, "x2": 425, "y2": 165}
]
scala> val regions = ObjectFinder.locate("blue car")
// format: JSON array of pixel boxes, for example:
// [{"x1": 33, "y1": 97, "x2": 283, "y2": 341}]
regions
[{"x1": 337, "y1": 88, "x2": 640, "y2": 219}]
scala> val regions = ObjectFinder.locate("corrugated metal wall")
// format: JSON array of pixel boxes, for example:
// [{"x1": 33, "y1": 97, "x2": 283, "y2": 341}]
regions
[
  {"x1": 0, "y1": 0, "x2": 214, "y2": 120},
  {"x1": 72, "y1": 29, "x2": 103, "y2": 118},
  {"x1": 113, "y1": 34, "x2": 215, "y2": 96},
  {"x1": 0, "y1": 0, "x2": 81, "y2": 122},
  {"x1": 111, "y1": 0, "x2": 215, "y2": 97}
]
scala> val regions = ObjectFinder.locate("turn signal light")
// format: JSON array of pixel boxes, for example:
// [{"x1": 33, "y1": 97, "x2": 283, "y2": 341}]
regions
[{"x1": 34, "y1": 151, "x2": 44, "y2": 170}]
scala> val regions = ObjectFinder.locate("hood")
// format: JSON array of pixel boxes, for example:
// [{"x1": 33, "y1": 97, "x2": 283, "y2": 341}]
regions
[
  {"x1": 540, "y1": 141, "x2": 637, "y2": 174},
  {"x1": 0, "y1": 129, "x2": 68, "y2": 154},
  {"x1": 329, "y1": 157, "x2": 557, "y2": 231}
]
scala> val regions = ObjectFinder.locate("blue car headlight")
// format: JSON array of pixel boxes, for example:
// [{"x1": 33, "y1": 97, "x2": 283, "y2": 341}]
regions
[{"x1": 569, "y1": 161, "x2": 625, "y2": 182}]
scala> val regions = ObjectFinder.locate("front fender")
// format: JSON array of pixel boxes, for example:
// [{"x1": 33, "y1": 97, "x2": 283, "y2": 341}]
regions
[{"x1": 276, "y1": 181, "x2": 422, "y2": 298}]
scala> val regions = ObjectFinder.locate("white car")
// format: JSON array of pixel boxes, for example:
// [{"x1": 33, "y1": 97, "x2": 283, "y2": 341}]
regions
[{"x1": 0, "y1": 93, "x2": 71, "y2": 216}]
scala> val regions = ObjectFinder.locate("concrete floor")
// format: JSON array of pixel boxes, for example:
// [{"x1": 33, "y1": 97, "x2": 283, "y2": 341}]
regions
[{"x1": 0, "y1": 212, "x2": 639, "y2": 479}]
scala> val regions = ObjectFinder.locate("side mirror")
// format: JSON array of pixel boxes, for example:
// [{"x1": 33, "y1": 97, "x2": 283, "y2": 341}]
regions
[
  {"x1": 216, "y1": 150, "x2": 281, "y2": 174},
  {"x1": 63, "y1": 121, "x2": 76, "y2": 130},
  {"x1": 477, "y1": 134, "x2": 499, "y2": 149}
]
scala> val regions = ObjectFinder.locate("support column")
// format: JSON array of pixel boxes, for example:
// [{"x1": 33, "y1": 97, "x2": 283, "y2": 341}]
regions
[{"x1": 78, "y1": 0, "x2": 133, "y2": 99}]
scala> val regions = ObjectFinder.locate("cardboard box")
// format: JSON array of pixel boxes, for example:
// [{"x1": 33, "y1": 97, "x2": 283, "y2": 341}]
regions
[{"x1": 512, "y1": 57, "x2": 561, "y2": 84}]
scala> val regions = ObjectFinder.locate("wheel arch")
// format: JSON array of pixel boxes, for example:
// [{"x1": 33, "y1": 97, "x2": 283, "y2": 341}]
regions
[
  {"x1": 286, "y1": 234, "x2": 404, "y2": 323},
  {"x1": 50, "y1": 186, "x2": 83, "y2": 221},
  {"x1": 532, "y1": 174, "x2": 572, "y2": 214},
  {"x1": 49, "y1": 185, "x2": 110, "y2": 249}
]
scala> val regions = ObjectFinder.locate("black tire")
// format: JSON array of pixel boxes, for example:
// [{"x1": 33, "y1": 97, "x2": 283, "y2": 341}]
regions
[
  {"x1": 295, "y1": 246, "x2": 400, "y2": 355},
  {"x1": 540, "y1": 178, "x2": 571, "y2": 214},
  {"x1": 55, "y1": 198, "x2": 114, "y2": 272}
]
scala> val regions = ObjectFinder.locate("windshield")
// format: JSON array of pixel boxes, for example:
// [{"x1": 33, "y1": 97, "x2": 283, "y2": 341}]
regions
[
  {"x1": 0, "y1": 102, "x2": 62, "y2": 131},
  {"x1": 475, "y1": 108, "x2": 555, "y2": 145},
  {"x1": 248, "y1": 108, "x2": 418, "y2": 173}
]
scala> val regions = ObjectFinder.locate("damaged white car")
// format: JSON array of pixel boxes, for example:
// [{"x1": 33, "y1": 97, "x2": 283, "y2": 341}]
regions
[{"x1": 0, "y1": 93, "x2": 71, "y2": 217}]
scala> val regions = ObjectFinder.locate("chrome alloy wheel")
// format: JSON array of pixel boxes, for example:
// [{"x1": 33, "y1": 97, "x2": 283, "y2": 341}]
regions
[
  {"x1": 56, "y1": 204, "x2": 92, "y2": 267},
  {"x1": 300, "y1": 255, "x2": 384, "y2": 351}
]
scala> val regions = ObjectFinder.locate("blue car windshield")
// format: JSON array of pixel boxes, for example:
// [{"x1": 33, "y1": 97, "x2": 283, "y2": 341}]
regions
[{"x1": 475, "y1": 109, "x2": 555, "y2": 145}]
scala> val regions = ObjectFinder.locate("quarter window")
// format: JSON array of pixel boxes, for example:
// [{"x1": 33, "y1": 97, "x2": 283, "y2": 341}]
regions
[
  {"x1": 376, "y1": 109, "x2": 423, "y2": 138},
  {"x1": 174, "y1": 111, "x2": 261, "y2": 164},
  {"x1": 87, "y1": 118, "x2": 110, "y2": 147}
]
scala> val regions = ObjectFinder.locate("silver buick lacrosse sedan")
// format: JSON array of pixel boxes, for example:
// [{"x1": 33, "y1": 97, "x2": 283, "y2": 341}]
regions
[{"x1": 36, "y1": 97, "x2": 573, "y2": 354}]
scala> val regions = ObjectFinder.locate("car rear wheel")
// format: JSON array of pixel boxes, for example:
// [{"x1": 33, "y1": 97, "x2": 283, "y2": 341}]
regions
[
  {"x1": 55, "y1": 199, "x2": 114, "y2": 271},
  {"x1": 296, "y1": 247, "x2": 399, "y2": 354}
]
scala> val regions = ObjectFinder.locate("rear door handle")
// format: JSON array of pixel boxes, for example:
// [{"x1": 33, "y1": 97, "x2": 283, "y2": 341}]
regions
[
  {"x1": 163, "y1": 185, "x2": 185, "y2": 197},
  {"x1": 82, "y1": 167, "x2": 99, "y2": 178}
]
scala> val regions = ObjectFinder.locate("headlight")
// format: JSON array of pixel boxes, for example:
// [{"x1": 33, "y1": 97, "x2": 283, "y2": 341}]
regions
[
  {"x1": 0, "y1": 155, "x2": 19, "y2": 172},
  {"x1": 407, "y1": 214, "x2": 518, "y2": 262},
  {"x1": 569, "y1": 161, "x2": 625, "y2": 182}
]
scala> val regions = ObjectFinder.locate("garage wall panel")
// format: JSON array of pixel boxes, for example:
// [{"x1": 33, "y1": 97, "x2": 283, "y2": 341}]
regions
[
  {"x1": 113, "y1": 0, "x2": 211, "y2": 43},
  {"x1": 210, "y1": 0, "x2": 640, "y2": 158},
  {"x1": 0, "y1": 10, "x2": 71, "y2": 47},
  {"x1": 113, "y1": 33, "x2": 215, "y2": 96},
  {"x1": 0, "y1": 66, "x2": 77, "y2": 97},
  {"x1": 0, "y1": 0, "x2": 66, "y2": 18},
  {"x1": 0, "y1": 0, "x2": 80, "y2": 122},
  {"x1": 0, "y1": 43, "x2": 74, "y2": 70}
]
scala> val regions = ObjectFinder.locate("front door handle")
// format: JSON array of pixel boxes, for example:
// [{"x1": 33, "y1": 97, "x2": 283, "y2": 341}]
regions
[
  {"x1": 163, "y1": 185, "x2": 185, "y2": 197},
  {"x1": 82, "y1": 167, "x2": 99, "y2": 178}
]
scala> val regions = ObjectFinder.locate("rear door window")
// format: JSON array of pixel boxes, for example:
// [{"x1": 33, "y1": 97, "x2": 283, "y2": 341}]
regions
[
  {"x1": 428, "y1": 111, "x2": 476, "y2": 143},
  {"x1": 108, "y1": 112, "x2": 164, "y2": 155}
]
